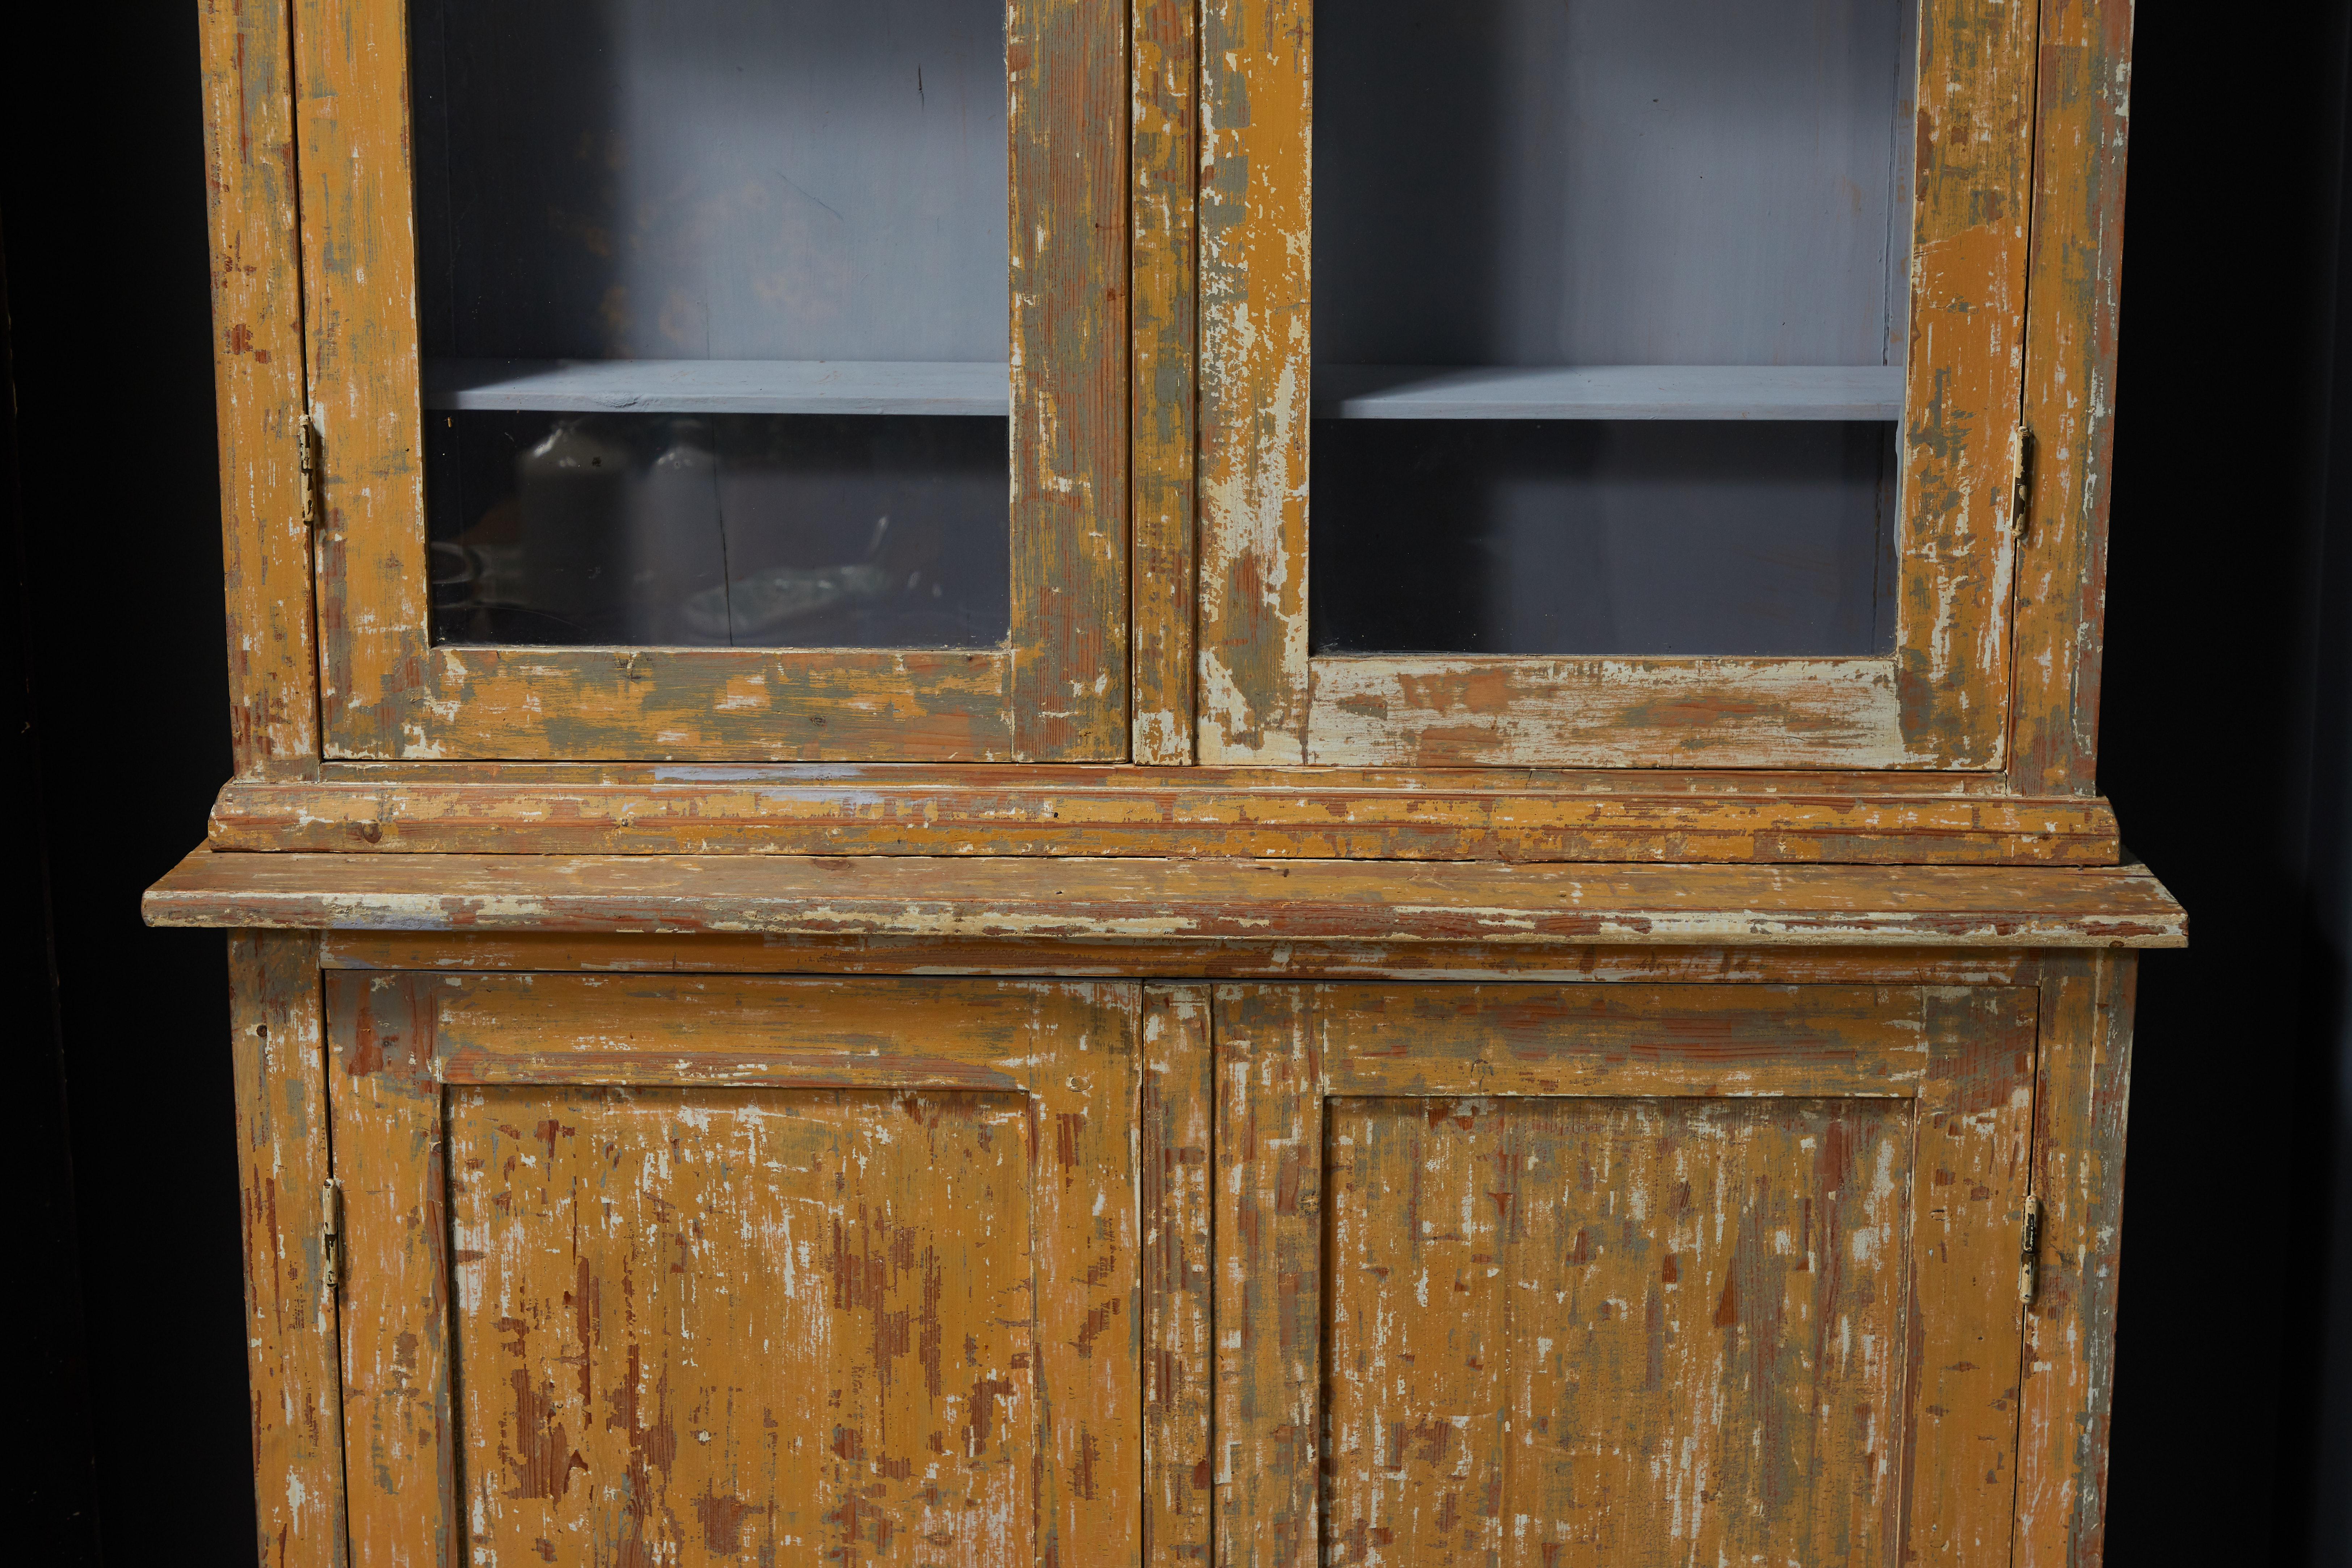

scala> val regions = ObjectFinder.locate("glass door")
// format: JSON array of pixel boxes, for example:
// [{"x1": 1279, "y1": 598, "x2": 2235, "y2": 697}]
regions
[
  {"x1": 296, "y1": 0, "x2": 1125, "y2": 760},
  {"x1": 1198, "y1": 0, "x2": 2035, "y2": 768}
]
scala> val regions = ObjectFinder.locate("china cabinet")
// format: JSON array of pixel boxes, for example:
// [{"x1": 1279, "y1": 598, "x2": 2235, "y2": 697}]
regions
[{"x1": 151, "y1": 0, "x2": 2169, "y2": 1563}]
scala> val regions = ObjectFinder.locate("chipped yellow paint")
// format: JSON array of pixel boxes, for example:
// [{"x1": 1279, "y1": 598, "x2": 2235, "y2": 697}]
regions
[{"x1": 330, "y1": 973, "x2": 1142, "y2": 1568}]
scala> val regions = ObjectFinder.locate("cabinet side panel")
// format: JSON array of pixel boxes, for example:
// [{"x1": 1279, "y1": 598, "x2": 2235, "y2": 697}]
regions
[
  {"x1": 202, "y1": 0, "x2": 319, "y2": 778},
  {"x1": 1213, "y1": 986, "x2": 1323, "y2": 1567},
  {"x1": 1899, "y1": 987, "x2": 2039, "y2": 1562},
  {"x1": 230, "y1": 932, "x2": 344, "y2": 1568},
  {"x1": 2010, "y1": 0, "x2": 2134, "y2": 793},
  {"x1": 2015, "y1": 951, "x2": 2134, "y2": 1567},
  {"x1": 1131, "y1": 0, "x2": 1200, "y2": 765},
  {"x1": 1143, "y1": 985, "x2": 1215, "y2": 1564},
  {"x1": 1010, "y1": 0, "x2": 1131, "y2": 760},
  {"x1": 1196, "y1": 0, "x2": 1312, "y2": 764},
  {"x1": 1897, "y1": 0, "x2": 2040, "y2": 766},
  {"x1": 328, "y1": 973, "x2": 458, "y2": 1568}
]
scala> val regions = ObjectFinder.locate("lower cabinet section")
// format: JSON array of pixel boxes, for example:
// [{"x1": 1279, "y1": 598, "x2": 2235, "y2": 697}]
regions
[
  {"x1": 314, "y1": 970, "x2": 2049, "y2": 1566},
  {"x1": 326, "y1": 973, "x2": 1146, "y2": 1567},
  {"x1": 1213, "y1": 984, "x2": 2038, "y2": 1568}
]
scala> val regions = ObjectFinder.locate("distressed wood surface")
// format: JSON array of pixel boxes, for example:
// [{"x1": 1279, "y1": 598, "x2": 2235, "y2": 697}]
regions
[
  {"x1": 1219, "y1": 981, "x2": 2039, "y2": 1566},
  {"x1": 227, "y1": 932, "x2": 342, "y2": 1568},
  {"x1": 2010, "y1": 0, "x2": 2133, "y2": 794},
  {"x1": 450, "y1": 1084, "x2": 1037, "y2": 1564},
  {"x1": 1895, "y1": 0, "x2": 2041, "y2": 767},
  {"x1": 1195, "y1": 0, "x2": 1313, "y2": 764},
  {"x1": 1213, "y1": 987, "x2": 1322, "y2": 1568},
  {"x1": 202, "y1": 0, "x2": 318, "y2": 780},
  {"x1": 150, "y1": 846, "x2": 2189, "y2": 947},
  {"x1": 2015, "y1": 950, "x2": 2136, "y2": 1567},
  {"x1": 1899, "y1": 987, "x2": 2041, "y2": 1562},
  {"x1": 1324, "y1": 1096, "x2": 1909, "y2": 1565},
  {"x1": 327, "y1": 974, "x2": 1140, "y2": 1567},
  {"x1": 395, "y1": 648, "x2": 1014, "y2": 763},
  {"x1": 1306, "y1": 656, "x2": 1908, "y2": 769},
  {"x1": 1132, "y1": 0, "x2": 1199, "y2": 765},
  {"x1": 295, "y1": 0, "x2": 1122, "y2": 762},
  {"x1": 1143, "y1": 987, "x2": 1215, "y2": 1566},
  {"x1": 323, "y1": 931, "x2": 2045, "y2": 989},
  {"x1": 1010, "y1": 0, "x2": 1129, "y2": 760},
  {"x1": 1195, "y1": 0, "x2": 2039, "y2": 771},
  {"x1": 328, "y1": 974, "x2": 457, "y2": 1568},
  {"x1": 207, "y1": 769, "x2": 2124, "y2": 862}
]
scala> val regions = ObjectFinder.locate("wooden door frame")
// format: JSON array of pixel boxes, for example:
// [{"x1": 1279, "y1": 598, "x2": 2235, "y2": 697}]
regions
[
  {"x1": 1211, "y1": 981, "x2": 2042, "y2": 1565},
  {"x1": 1192, "y1": 0, "x2": 2038, "y2": 770},
  {"x1": 289, "y1": 0, "x2": 1126, "y2": 762},
  {"x1": 323, "y1": 971, "x2": 1142, "y2": 1564}
]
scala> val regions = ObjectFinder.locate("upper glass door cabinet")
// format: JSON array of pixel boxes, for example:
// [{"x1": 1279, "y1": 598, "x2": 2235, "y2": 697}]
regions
[
  {"x1": 1198, "y1": 0, "x2": 2030, "y2": 768},
  {"x1": 295, "y1": 0, "x2": 1124, "y2": 760}
]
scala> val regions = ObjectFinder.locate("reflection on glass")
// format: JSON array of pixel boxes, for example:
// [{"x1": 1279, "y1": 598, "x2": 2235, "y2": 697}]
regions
[
  {"x1": 409, "y1": 0, "x2": 1011, "y2": 651},
  {"x1": 427, "y1": 414, "x2": 1010, "y2": 649}
]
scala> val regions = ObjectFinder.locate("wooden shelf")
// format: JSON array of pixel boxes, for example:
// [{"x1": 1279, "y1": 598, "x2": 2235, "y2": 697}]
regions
[
  {"x1": 421, "y1": 358, "x2": 1012, "y2": 416},
  {"x1": 1313, "y1": 364, "x2": 1905, "y2": 421},
  {"x1": 145, "y1": 848, "x2": 2186, "y2": 949}
]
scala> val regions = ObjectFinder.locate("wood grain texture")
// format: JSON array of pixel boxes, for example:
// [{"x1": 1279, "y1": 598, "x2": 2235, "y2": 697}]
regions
[
  {"x1": 2014, "y1": 950, "x2": 2135, "y2": 1567},
  {"x1": 207, "y1": 768, "x2": 2124, "y2": 864},
  {"x1": 1010, "y1": 0, "x2": 1129, "y2": 760},
  {"x1": 2010, "y1": 0, "x2": 2133, "y2": 794},
  {"x1": 323, "y1": 931, "x2": 2045, "y2": 990},
  {"x1": 399, "y1": 648, "x2": 1014, "y2": 763},
  {"x1": 328, "y1": 973, "x2": 457, "y2": 1568},
  {"x1": 1195, "y1": 0, "x2": 1313, "y2": 764},
  {"x1": 1306, "y1": 656, "x2": 1907, "y2": 769},
  {"x1": 1324, "y1": 1096, "x2": 1910, "y2": 1566},
  {"x1": 1132, "y1": 0, "x2": 1199, "y2": 765},
  {"x1": 1213, "y1": 986, "x2": 1323, "y2": 1568},
  {"x1": 295, "y1": 0, "x2": 1120, "y2": 762},
  {"x1": 326, "y1": 974, "x2": 1140, "y2": 1568},
  {"x1": 1143, "y1": 987, "x2": 1215, "y2": 1565},
  {"x1": 1899, "y1": 986, "x2": 2040, "y2": 1563},
  {"x1": 202, "y1": 0, "x2": 319, "y2": 780},
  {"x1": 148, "y1": 846, "x2": 2191, "y2": 948},
  {"x1": 448, "y1": 1084, "x2": 1037, "y2": 1564},
  {"x1": 227, "y1": 932, "x2": 343, "y2": 1568},
  {"x1": 1896, "y1": 0, "x2": 2040, "y2": 767},
  {"x1": 1220, "y1": 981, "x2": 2038, "y2": 1566}
]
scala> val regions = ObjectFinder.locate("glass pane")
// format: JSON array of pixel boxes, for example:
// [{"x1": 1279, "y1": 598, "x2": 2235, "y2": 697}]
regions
[
  {"x1": 411, "y1": 0, "x2": 1009, "y2": 649},
  {"x1": 427, "y1": 412, "x2": 1010, "y2": 649},
  {"x1": 1312, "y1": 0, "x2": 1914, "y2": 659}
]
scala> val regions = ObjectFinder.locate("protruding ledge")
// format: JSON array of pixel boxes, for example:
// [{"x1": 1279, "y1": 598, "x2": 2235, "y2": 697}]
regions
[{"x1": 145, "y1": 849, "x2": 2186, "y2": 949}]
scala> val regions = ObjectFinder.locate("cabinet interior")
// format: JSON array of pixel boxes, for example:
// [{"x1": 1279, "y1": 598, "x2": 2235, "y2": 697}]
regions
[
  {"x1": 408, "y1": 0, "x2": 1013, "y2": 650},
  {"x1": 1310, "y1": 0, "x2": 1918, "y2": 659}
]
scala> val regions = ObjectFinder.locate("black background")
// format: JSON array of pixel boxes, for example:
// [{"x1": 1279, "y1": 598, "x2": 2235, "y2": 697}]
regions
[{"x1": 9, "y1": 6, "x2": 2349, "y2": 1562}]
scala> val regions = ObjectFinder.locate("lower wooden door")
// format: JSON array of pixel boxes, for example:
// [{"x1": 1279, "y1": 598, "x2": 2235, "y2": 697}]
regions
[
  {"x1": 1213, "y1": 983, "x2": 2040, "y2": 1568},
  {"x1": 325, "y1": 973, "x2": 1142, "y2": 1568}
]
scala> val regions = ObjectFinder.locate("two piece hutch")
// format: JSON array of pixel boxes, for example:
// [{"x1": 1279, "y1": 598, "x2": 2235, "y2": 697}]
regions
[{"x1": 148, "y1": 0, "x2": 2178, "y2": 1563}]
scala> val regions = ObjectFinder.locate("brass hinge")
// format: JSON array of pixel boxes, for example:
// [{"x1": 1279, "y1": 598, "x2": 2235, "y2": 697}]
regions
[
  {"x1": 2018, "y1": 1195, "x2": 2043, "y2": 1308},
  {"x1": 297, "y1": 413, "x2": 322, "y2": 530},
  {"x1": 2011, "y1": 423, "x2": 2036, "y2": 541},
  {"x1": 321, "y1": 1178, "x2": 344, "y2": 1295}
]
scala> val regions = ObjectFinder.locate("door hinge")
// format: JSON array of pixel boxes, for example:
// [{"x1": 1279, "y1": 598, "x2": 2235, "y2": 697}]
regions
[
  {"x1": 2010, "y1": 423, "x2": 2036, "y2": 542},
  {"x1": 321, "y1": 1178, "x2": 344, "y2": 1295},
  {"x1": 2018, "y1": 1195, "x2": 2043, "y2": 1308},
  {"x1": 297, "y1": 413, "x2": 322, "y2": 530}
]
